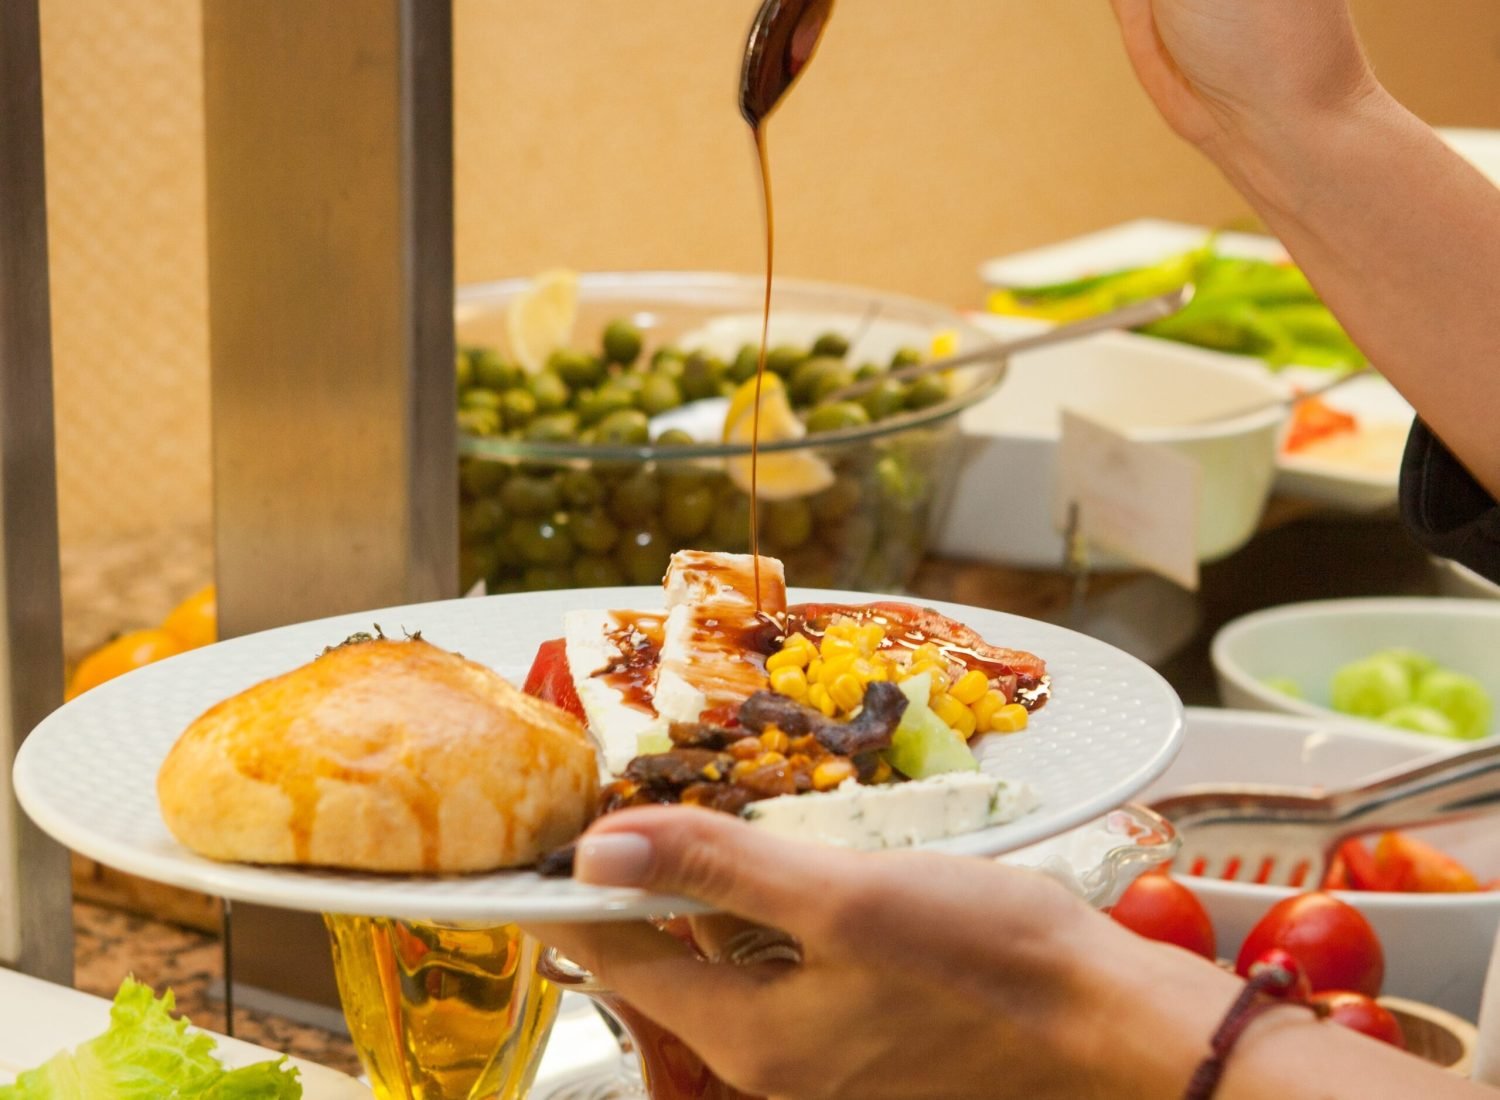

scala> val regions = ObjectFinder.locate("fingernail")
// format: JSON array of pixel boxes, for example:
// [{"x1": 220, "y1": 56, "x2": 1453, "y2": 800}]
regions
[{"x1": 575, "y1": 833, "x2": 654, "y2": 887}]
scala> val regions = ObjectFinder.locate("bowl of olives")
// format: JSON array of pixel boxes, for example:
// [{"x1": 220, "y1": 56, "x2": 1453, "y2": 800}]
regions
[{"x1": 456, "y1": 271, "x2": 1002, "y2": 594}]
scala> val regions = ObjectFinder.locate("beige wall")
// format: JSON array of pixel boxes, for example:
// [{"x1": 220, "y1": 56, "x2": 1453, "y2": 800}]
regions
[{"x1": 36, "y1": 0, "x2": 1500, "y2": 579}]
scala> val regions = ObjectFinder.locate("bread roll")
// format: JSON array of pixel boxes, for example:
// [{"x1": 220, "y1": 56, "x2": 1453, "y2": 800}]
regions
[{"x1": 157, "y1": 636, "x2": 598, "y2": 873}]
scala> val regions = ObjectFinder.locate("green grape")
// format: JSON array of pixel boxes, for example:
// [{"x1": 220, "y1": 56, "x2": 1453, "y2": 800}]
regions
[
  {"x1": 1380, "y1": 704, "x2": 1458, "y2": 739},
  {"x1": 1415, "y1": 669, "x2": 1493, "y2": 740},
  {"x1": 1330, "y1": 656, "x2": 1413, "y2": 719},
  {"x1": 1262, "y1": 677, "x2": 1303, "y2": 700},
  {"x1": 1371, "y1": 648, "x2": 1439, "y2": 686}
]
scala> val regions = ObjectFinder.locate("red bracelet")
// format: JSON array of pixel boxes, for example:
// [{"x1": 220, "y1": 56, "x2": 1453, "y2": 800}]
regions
[{"x1": 1182, "y1": 951, "x2": 1321, "y2": 1100}]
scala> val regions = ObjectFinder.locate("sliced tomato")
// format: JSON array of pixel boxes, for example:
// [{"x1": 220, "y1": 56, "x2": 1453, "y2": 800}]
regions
[
  {"x1": 1284, "y1": 396, "x2": 1358, "y2": 453},
  {"x1": 1335, "y1": 837, "x2": 1406, "y2": 892},
  {"x1": 1374, "y1": 832, "x2": 1480, "y2": 893},
  {"x1": 523, "y1": 638, "x2": 586, "y2": 722}
]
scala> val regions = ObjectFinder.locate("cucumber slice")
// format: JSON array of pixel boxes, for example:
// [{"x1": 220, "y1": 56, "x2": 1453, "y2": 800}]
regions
[{"x1": 885, "y1": 673, "x2": 979, "y2": 779}]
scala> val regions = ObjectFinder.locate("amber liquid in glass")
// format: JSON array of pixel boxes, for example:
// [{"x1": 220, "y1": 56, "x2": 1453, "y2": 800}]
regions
[{"x1": 325, "y1": 915, "x2": 561, "y2": 1100}]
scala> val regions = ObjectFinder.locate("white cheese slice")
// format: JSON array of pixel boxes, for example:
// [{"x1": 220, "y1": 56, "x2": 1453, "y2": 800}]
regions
[
  {"x1": 742, "y1": 773, "x2": 1038, "y2": 850},
  {"x1": 563, "y1": 609, "x2": 664, "y2": 775}
]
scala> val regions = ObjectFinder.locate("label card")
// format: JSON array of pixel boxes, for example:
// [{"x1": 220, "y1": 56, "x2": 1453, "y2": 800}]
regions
[{"x1": 1055, "y1": 410, "x2": 1202, "y2": 590}]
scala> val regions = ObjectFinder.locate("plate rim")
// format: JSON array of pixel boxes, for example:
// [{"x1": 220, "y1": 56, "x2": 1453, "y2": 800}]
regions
[{"x1": 14, "y1": 586, "x2": 1184, "y2": 922}]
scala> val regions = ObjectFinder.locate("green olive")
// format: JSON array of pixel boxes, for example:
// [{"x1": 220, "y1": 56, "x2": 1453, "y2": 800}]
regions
[
  {"x1": 456, "y1": 348, "x2": 475, "y2": 391},
  {"x1": 811, "y1": 332, "x2": 850, "y2": 358},
  {"x1": 500, "y1": 474, "x2": 561, "y2": 517},
  {"x1": 814, "y1": 476, "x2": 862, "y2": 521},
  {"x1": 608, "y1": 470, "x2": 662, "y2": 524},
  {"x1": 460, "y1": 457, "x2": 508, "y2": 497},
  {"x1": 904, "y1": 374, "x2": 950, "y2": 411},
  {"x1": 459, "y1": 544, "x2": 500, "y2": 590},
  {"x1": 571, "y1": 509, "x2": 620, "y2": 554},
  {"x1": 854, "y1": 362, "x2": 883, "y2": 382},
  {"x1": 456, "y1": 407, "x2": 501, "y2": 437},
  {"x1": 579, "y1": 383, "x2": 636, "y2": 426},
  {"x1": 509, "y1": 515, "x2": 575, "y2": 566},
  {"x1": 651, "y1": 346, "x2": 685, "y2": 369},
  {"x1": 652, "y1": 352, "x2": 686, "y2": 380},
  {"x1": 680, "y1": 353, "x2": 727, "y2": 402},
  {"x1": 459, "y1": 497, "x2": 507, "y2": 541},
  {"x1": 524, "y1": 412, "x2": 580, "y2": 443},
  {"x1": 860, "y1": 379, "x2": 907, "y2": 421},
  {"x1": 662, "y1": 483, "x2": 717, "y2": 540},
  {"x1": 805, "y1": 401, "x2": 871, "y2": 434},
  {"x1": 764, "y1": 498, "x2": 813, "y2": 550},
  {"x1": 499, "y1": 388, "x2": 538, "y2": 430},
  {"x1": 890, "y1": 347, "x2": 924, "y2": 370},
  {"x1": 473, "y1": 348, "x2": 523, "y2": 390},
  {"x1": 730, "y1": 344, "x2": 761, "y2": 383},
  {"x1": 548, "y1": 348, "x2": 605, "y2": 388},
  {"x1": 765, "y1": 345, "x2": 806, "y2": 378},
  {"x1": 491, "y1": 577, "x2": 529, "y2": 595},
  {"x1": 603, "y1": 319, "x2": 645, "y2": 365},
  {"x1": 616, "y1": 525, "x2": 672, "y2": 586},
  {"x1": 708, "y1": 493, "x2": 752, "y2": 551},
  {"x1": 788, "y1": 356, "x2": 847, "y2": 405},
  {"x1": 529, "y1": 371, "x2": 571, "y2": 413},
  {"x1": 875, "y1": 453, "x2": 920, "y2": 504},
  {"x1": 573, "y1": 555, "x2": 625, "y2": 588},
  {"x1": 461, "y1": 386, "x2": 503, "y2": 411},
  {"x1": 522, "y1": 564, "x2": 574, "y2": 591},
  {"x1": 639, "y1": 374, "x2": 684, "y2": 417},
  {"x1": 655, "y1": 428, "x2": 697, "y2": 447},
  {"x1": 559, "y1": 469, "x2": 604, "y2": 508},
  {"x1": 596, "y1": 409, "x2": 651, "y2": 446}
]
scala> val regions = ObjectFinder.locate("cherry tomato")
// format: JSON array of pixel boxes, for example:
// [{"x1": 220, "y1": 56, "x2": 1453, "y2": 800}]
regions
[
  {"x1": 1245, "y1": 947, "x2": 1312, "y2": 1002},
  {"x1": 1236, "y1": 893, "x2": 1384, "y2": 997},
  {"x1": 1109, "y1": 873, "x2": 1216, "y2": 959},
  {"x1": 522, "y1": 638, "x2": 585, "y2": 721},
  {"x1": 1310, "y1": 991, "x2": 1405, "y2": 1049}
]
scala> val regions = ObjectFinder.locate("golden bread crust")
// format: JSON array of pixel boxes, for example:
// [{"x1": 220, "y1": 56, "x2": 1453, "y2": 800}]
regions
[{"x1": 157, "y1": 638, "x2": 598, "y2": 873}]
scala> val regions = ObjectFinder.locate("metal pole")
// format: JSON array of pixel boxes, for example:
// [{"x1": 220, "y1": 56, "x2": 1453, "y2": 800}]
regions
[
  {"x1": 204, "y1": 0, "x2": 454, "y2": 1008},
  {"x1": 0, "y1": 0, "x2": 74, "y2": 984}
]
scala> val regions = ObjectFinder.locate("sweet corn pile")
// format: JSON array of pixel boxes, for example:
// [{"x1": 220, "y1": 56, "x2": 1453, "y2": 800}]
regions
[{"x1": 765, "y1": 619, "x2": 1029, "y2": 738}]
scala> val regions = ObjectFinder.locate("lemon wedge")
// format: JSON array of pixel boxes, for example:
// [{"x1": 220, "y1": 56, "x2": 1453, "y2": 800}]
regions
[
  {"x1": 505, "y1": 268, "x2": 578, "y2": 373},
  {"x1": 722, "y1": 374, "x2": 834, "y2": 500}
]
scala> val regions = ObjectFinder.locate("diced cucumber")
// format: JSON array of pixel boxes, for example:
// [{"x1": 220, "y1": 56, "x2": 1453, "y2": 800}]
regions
[
  {"x1": 885, "y1": 672, "x2": 979, "y2": 779},
  {"x1": 637, "y1": 730, "x2": 672, "y2": 755}
]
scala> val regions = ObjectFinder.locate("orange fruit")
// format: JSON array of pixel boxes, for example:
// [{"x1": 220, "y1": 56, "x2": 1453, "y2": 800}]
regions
[
  {"x1": 162, "y1": 584, "x2": 217, "y2": 649},
  {"x1": 66, "y1": 629, "x2": 186, "y2": 700}
]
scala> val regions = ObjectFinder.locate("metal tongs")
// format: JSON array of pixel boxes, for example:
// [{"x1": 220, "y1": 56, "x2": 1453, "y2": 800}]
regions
[
  {"x1": 1151, "y1": 738, "x2": 1500, "y2": 887},
  {"x1": 824, "y1": 285, "x2": 1193, "y2": 407}
]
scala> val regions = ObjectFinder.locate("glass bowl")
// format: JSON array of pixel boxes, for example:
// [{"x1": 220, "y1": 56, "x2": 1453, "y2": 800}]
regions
[
  {"x1": 1001, "y1": 803, "x2": 1180, "y2": 909},
  {"x1": 455, "y1": 272, "x2": 1001, "y2": 595}
]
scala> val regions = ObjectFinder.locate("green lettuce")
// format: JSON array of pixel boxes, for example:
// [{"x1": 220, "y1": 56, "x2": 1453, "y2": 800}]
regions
[{"x1": 0, "y1": 978, "x2": 301, "y2": 1099}]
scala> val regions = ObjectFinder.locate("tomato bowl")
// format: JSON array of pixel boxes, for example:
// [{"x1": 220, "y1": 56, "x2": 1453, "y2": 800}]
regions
[{"x1": 1143, "y1": 708, "x2": 1500, "y2": 1020}]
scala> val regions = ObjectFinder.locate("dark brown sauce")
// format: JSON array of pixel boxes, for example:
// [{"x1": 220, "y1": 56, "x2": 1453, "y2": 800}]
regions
[
  {"x1": 598, "y1": 612, "x2": 665, "y2": 714},
  {"x1": 740, "y1": 0, "x2": 836, "y2": 615}
]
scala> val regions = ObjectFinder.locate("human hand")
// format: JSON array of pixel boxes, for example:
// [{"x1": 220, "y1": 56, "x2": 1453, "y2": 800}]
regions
[
  {"x1": 528, "y1": 807, "x2": 1241, "y2": 1100},
  {"x1": 1107, "y1": 0, "x2": 1378, "y2": 156}
]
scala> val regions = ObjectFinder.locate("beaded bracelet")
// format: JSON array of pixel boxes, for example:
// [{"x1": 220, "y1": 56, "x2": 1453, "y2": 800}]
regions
[{"x1": 1183, "y1": 951, "x2": 1321, "y2": 1100}]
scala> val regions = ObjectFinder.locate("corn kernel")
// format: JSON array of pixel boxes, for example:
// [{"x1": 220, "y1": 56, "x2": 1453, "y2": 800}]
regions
[
  {"x1": 913, "y1": 642, "x2": 943, "y2": 665},
  {"x1": 701, "y1": 762, "x2": 724, "y2": 781},
  {"x1": 820, "y1": 636, "x2": 857, "y2": 661},
  {"x1": 760, "y1": 726, "x2": 790, "y2": 754},
  {"x1": 856, "y1": 622, "x2": 886, "y2": 655},
  {"x1": 766, "y1": 646, "x2": 810, "y2": 672},
  {"x1": 990, "y1": 702, "x2": 1030, "y2": 734},
  {"x1": 755, "y1": 751, "x2": 787, "y2": 768},
  {"x1": 806, "y1": 658, "x2": 824, "y2": 683},
  {"x1": 908, "y1": 660, "x2": 946, "y2": 685},
  {"x1": 729, "y1": 736, "x2": 763, "y2": 760},
  {"x1": 808, "y1": 683, "x2": 837, "y2": 718},
  {"x1": 931, "y1": 692, "x2": 969, "y2": 731},
  {"x1": 770, "y1": 666, "x2": 809, "y2": 699},
  {"x1": 820, "y1": 654, "x2": 855, "y2": 683},
  {"x1": 951, "y1": 669, "x2": 990, "y2": 706},
  {"x1": 951, "y1": 706, "x2": 978, "y2": 739},
  {"x1": 852, "y1": 657, "x2": 887, "y2": 683},
  {"x1": 812, "y1": 759, "x2": 857, "y2": 791},
  {"x1": 829, "y1": 673, "x2": 864, "y2": 713},
  {"x1": 973, "y1": 690, "x2": 1008, "y2": 733},
  {"x1": 869, "y1": 758, "x2": 894, "y2": 784},
  {"x1": 784, "y1": 631, "x2": 815, "y2": 653}
]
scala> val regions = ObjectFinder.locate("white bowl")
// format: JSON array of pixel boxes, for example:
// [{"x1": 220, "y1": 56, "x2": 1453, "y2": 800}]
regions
[
  {"x1": 1144, "y1": 708, "x2": 1500, "y2": 1019},
  {"x1": 1212, "y1": 598, "x2": 1500, "y2": 746},
  {"x1": 932, "y1": 329, "x2": 1285, "y2": 569}
]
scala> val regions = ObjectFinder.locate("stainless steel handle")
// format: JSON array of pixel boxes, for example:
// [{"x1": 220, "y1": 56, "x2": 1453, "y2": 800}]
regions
[{"x1": 1331, "y1": 740, "x2": 1500, "y2": 831}]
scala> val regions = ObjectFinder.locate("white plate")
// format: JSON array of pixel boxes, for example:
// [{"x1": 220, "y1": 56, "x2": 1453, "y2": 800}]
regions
[
  {"x1": 13, "y1": 588, "x2": 1183, "y2": 923},
  {"x1": 979, "y1": 218, "x2": 1414, "y2": 511},
  {"x1": 0, "y1": 970, "x2": 369, "y2": 1095}
]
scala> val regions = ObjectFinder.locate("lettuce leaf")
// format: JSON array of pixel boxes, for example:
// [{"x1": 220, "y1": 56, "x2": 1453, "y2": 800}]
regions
[{"x1": 0, "y1": 978, "x2": 301, "y2": 1099}]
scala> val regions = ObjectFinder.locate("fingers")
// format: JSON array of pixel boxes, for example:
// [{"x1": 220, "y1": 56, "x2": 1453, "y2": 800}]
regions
[{"x1": 572, "y1": 806, "x2": 857, "y2": 938}]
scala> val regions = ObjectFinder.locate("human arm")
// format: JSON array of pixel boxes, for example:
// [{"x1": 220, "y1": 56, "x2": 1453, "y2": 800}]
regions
[
  {"x1": 529, "y1": 808, "x2": 1482, "y2": 1100},
  {"x1": 1110, "y1": 0, "x2": 1500, "y2": 505}
]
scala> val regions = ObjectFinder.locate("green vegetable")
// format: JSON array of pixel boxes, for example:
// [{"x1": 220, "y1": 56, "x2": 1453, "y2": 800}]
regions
[
  {"x1": 1415, "y1": 669, "x2": 1493, "y2": 740},
  {"x1": 883, "y1": 673, "x2": 979, "y2": 779},
  {"x1": 602, "y1": 319, "x2": 644, "y2": 365},
  {"x1": 1330, "y1": 656, "x2": 1412, "y2": 718},
  {"x1": 811, "y1": 331, "x2": 850, "y2": 358},
  {"x1": 637, "y1": 730, "x2": 673, "y2": 755},
  {"x1": 0, "y1": 978, "x2": 301, "y2": 1099}
]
